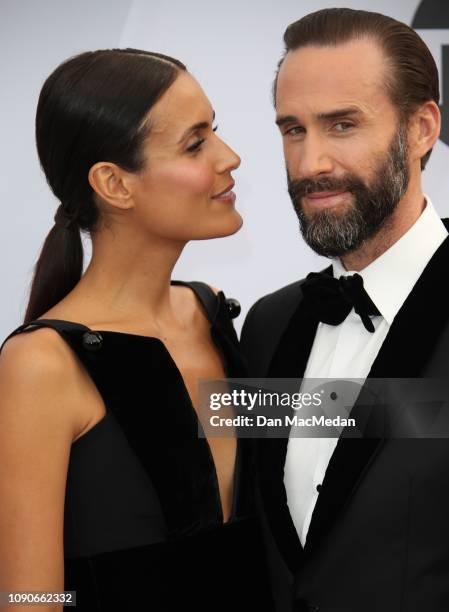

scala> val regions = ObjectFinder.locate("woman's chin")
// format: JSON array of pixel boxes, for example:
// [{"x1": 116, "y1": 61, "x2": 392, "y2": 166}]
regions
[
  {"x1": 214, "y1": 212, "x2": 244, "y2": 238},
  {"x1": 193, "y1": 212, "x2": 243, "y2": 240}
]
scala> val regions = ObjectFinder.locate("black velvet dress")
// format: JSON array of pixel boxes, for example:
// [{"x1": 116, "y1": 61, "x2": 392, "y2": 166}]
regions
[{"x1": 1, "y1": 282, "x2": 274, "y2": 611}]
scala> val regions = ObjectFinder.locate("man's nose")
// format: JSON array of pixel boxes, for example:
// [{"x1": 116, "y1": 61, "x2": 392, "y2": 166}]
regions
[{"x1": 296, "y1": 134, "x2": 334, "y2": 178}]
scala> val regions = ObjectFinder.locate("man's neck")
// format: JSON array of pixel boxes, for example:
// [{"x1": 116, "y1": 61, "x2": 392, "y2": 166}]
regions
[{"x1": 340, "y1": 192, "x2": 427, "y2": 272}]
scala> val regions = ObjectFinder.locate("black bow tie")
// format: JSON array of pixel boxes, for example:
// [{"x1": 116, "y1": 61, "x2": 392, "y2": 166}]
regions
[{"x1": 301, "y1": 271, "x2": 381, "y2": 332}]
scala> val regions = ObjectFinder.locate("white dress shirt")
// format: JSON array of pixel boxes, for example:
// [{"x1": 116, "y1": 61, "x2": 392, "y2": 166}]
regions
[{"x1": 284, "y1": 195, "x2": 448, "y2": 547}]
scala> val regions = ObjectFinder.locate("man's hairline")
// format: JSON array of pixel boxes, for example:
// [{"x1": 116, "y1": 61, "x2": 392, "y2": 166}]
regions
[{"x1": 272, "y1": 34, "x2": 396, "y2": 111}]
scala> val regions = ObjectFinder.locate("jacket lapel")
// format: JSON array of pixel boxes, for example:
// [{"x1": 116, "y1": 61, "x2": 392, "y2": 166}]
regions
[
  {"x1": 368, "y1": 221, "x2": 449, "y2": 378},
  {"x1": 304, "y1": 223, "x2": 449, "y2": 557},
  {"x1": 255, "y1": 282, "x2": 321, "y2": 573}
]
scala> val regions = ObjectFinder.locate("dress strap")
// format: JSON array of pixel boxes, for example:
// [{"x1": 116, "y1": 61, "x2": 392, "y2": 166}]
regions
[
  {"x1": 172, "y1": 280, "x2": 241, "y2": 322},
  {"x1": 0, "y1": 319, "x2": 91, "y2": 354},
  {"x1": 172, "y1": 280, "x2": 220, "y2": 323}
]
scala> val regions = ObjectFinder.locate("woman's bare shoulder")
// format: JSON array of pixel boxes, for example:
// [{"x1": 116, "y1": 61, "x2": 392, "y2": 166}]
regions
[
  {"x1": 0, "y1": 326, "x2": 87, "y2": 439},
  {"x1": 0, "y1": 325, "x2": 75, "y2": 377}
]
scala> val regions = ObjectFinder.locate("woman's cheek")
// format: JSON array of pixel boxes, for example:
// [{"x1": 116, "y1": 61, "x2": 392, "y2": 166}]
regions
[{"x1": 159, "y1": 161, "x2": 215, "y2": 197}]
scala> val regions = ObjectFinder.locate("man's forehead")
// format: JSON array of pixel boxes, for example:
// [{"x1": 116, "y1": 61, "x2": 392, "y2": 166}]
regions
[{"x1": 277, "y1": 38, "x2": 388, "y2": 103}]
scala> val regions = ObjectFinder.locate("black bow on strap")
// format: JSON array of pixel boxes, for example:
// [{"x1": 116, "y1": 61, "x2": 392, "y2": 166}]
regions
[{"x1": 301, "y1": 271, "x2": 381, "y2": 333}]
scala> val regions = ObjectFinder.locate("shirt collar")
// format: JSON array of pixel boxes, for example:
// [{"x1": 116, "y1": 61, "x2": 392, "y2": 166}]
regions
[{"x1": 332, "y1": 195, "x2": 448, "y2": 325}]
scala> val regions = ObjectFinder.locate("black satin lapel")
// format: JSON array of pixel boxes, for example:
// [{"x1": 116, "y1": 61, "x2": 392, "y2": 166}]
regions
[
  {"x1": 303, "y1": 378, "x2": 387, "y2": 555},
  {"x1": 304, "y1": 436, "x2": 384, "y2": 556},
  {"x1": 256, "y1": 436, "x2": 304, "y2": 574},
  {"x1": 369, "y1": 228, "x2": 449, "y2": 378},
  {"x1": 268, "y1": 294, "x2": 320, "y2": 379},
  {"x1": 255, "y1": 294, "x2": 321, "y2": 573}
]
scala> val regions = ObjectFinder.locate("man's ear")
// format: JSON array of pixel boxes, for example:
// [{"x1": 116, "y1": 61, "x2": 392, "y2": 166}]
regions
[
  {"x1": 88, "y1": 162, "x2": 135, "y2": 210},
  {"x1": 407, "y1": 100, "x2": 441, "y2": 165}
]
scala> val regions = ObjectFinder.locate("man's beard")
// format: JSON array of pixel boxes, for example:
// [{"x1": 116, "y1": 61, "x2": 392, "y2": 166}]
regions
[{"x1": 287, "y1": 123, "x2": 410, "y2": 258}]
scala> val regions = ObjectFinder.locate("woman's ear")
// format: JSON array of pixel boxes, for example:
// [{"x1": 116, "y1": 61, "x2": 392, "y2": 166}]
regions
[
  {"x1": 88, "y1": 162, "x2": 134, "y2": 210},
  {"x1": 407, "y1": 100, "x2": 441, "y2": 165}
]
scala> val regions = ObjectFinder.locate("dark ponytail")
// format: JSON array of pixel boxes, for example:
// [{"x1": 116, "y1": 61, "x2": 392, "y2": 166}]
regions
[{"x1": 24, "y1": 48, "x2": 186, "y2": 325}]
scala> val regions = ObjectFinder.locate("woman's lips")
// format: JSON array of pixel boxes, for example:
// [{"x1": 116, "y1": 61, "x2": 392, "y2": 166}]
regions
[
  {"x1": 211, "y1": 183, "x2": 236, "y2": 204},
  {"x1": 212, "y1": 191, "x2": 236, "y2": 205},
  {"x1": 303, "y1": 190, "x2": 349, "y2": 208}
]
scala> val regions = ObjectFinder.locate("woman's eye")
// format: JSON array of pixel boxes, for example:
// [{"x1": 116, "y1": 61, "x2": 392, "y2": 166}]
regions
[
  {"x1": 186, "y1": 124, "x2": 218, "y2": 153},
  {"x1": 186, "y1": 138, "x2": 205, "y2": 153}
]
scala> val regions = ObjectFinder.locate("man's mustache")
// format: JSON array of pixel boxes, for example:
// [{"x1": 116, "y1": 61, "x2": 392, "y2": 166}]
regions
[{"x1": 288, "y1": 176, "x2": 357, "y2": 201}]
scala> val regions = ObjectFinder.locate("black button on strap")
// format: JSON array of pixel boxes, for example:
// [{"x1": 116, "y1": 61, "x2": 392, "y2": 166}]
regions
[
  {"x1": 225, "y1": 297, "x2": 241, "y2": 319},
  {"x1": 82, "y1": 331, "x2": 103, "y2": 351}
]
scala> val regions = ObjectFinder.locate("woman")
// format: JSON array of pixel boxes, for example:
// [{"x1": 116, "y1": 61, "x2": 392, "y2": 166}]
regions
[{"x1": 0, "y1": 49, "x2": 274, "y2": 611}]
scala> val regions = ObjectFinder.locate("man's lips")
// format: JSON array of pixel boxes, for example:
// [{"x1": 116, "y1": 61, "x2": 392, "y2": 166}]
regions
[
  {"x1": 303, "y1": 190, "x2": 349, "y2": 208},
  {"x1": 306, "y1": 190, "x2": 347, "y2": 199}
]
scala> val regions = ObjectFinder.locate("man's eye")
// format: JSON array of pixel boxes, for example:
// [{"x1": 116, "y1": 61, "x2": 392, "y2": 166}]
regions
[
  {"x1": 334, "y1": 122, "x2": 354, "y2": 132},
  {"x1": 285, "y1": 126, "x2": 304, "y2": 136}
]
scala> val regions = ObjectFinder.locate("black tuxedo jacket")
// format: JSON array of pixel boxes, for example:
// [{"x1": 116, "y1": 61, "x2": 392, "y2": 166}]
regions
[{"x1": 240, "y1": 219, "x2": 449, "y2": 612}]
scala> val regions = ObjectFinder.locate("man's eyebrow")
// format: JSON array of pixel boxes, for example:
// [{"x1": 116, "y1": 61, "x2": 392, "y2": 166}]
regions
[
  {"x1": 275, "y1": 107, "x2": 362, "y2": 127},
  {"x1": 316, "y1": 107, "x2": 362, "y2": 121},
  {"x1": 275, "y1": 114, "x2": 298, "y2": 128},
  {"x1": 177, "y1": 110, "x2": 216, "y2": 143}
]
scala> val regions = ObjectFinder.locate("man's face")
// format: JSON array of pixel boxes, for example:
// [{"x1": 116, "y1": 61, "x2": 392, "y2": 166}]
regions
[{"x1": 275, "y1": 38, "x2": 410, "y2": 258}]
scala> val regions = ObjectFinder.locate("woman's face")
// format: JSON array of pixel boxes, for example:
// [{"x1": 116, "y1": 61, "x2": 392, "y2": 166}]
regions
[{"x1": 131, "y1": 71, "x2": 242, "y2": 242}]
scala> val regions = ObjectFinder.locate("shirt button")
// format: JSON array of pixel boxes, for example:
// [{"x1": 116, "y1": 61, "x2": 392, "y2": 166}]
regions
[
  {"x1": 225, "y1": 297, "x2": 241, "y2": 319},
  {"x1": 316, "y1": 484, "x2": 322, "y2": 492},
  {"x1": 82, "y1": 331, "x2": 103, "y2": 351}
]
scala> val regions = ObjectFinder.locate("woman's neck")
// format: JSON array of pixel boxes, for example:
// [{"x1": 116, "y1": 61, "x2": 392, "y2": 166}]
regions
[{"x1": 60, "y1": 229, "x2": 187, "y2": 326}]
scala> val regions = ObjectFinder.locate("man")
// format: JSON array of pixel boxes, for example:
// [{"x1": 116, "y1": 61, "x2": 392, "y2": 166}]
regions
[{"x1": 241, "y1": 8, "x2": 449, "y2": 612}]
